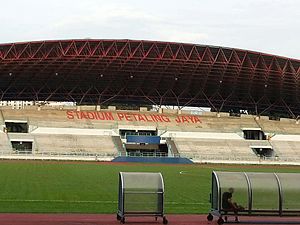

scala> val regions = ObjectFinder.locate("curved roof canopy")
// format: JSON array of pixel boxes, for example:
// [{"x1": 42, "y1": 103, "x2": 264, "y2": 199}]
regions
[{"x1": 0, "y1": 39, "x2": 299, "y2": 117}]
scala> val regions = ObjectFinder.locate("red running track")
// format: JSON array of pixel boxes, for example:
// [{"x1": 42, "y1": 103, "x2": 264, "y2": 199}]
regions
[{"x1": 0, "y1": 214, "x2": 299, "y2": 225}]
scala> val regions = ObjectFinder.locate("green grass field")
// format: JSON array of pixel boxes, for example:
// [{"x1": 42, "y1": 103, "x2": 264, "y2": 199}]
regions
[{"x1": 0, "y1": 161, "x2": 299, "y2": 214}]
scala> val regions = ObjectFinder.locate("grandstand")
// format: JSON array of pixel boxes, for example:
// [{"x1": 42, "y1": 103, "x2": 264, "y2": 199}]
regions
[
  {"x1": 0, "y1": 39, "x2": 299, "y2": 164},
  {"x1": 0, "y1": 106, "x2": 299, "y2": 164}
]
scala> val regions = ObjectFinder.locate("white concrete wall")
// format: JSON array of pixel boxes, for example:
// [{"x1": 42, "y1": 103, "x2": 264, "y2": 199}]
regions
[
  {"x1": 271, "y1": 134, "x2": 300, "y2": 141},
  {"x1": 31, "y1": 127, "x2": 118, "y2": 136},
  {"x1": 161, "y1": 131, "x2": 243, "y2": 140},
  {"x1": 117, "y1": 125, "x2": 157, "y2": 131}
]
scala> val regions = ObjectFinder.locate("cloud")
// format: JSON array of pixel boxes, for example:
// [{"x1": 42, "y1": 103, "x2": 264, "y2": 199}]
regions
[
  {"x1": 153, "y1": 29, "x2": 209, "y2": 44},
  {"x1": 47, "y1": 3, "x2": 209, "y2": 44},
  {"x1": 53, "y1": 4, "x2": 160, "y2": 29},
  {"x1": 0, "y1": 0, "x2": 299, "y2": 59}
]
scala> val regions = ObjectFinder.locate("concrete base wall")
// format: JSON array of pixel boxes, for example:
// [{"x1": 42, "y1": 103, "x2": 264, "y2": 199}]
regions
[{"x1": 112, "y1": 156, "x2": 193, "y2": 164}]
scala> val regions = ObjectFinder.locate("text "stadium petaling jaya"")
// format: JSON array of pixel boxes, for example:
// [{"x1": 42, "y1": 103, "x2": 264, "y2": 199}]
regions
[{"x1": 66, "y1": 111, "x2": 202, "y2": 124}]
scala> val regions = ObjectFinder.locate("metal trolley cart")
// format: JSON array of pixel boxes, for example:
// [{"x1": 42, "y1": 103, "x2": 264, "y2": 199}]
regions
[
  {"x1": 117, "y1": 172, "x2": 168, "y2": 224},
  {"x1": 208, "y1": 171, "x2": 300, "y2": 224}
]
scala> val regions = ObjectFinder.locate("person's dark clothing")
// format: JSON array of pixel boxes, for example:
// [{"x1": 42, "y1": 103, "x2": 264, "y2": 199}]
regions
[
  {"x1": 222, "y1": 192, "x2": 233, "y2": 209},
  {"x1": 222, "y1": 191, "x2": 240, "y2": 222}
]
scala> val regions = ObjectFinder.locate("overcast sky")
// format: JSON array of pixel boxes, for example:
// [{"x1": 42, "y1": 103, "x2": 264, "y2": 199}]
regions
[{"x1": 1, "y1": 0, "x2": 299, "y2": 59}]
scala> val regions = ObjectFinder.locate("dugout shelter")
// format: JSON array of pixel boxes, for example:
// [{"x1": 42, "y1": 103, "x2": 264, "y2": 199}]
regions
[
  {"x1": 208, "y1": 171, "x2": 300, "y2": 224},
  {"x1": 117, "y1": 172, "x2": 168, "y2": 224}
]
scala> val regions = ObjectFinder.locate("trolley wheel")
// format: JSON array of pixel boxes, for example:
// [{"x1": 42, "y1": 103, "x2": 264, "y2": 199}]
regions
[
  {"x1": 117, "y1": 214, "x2": 121, "y2": 221},
  {"x1": 217, "y1": 217, "x2": 224, "y2": 225},
  {"x1": 163, "y1": 217, "x2": 168, "y2": 224},
  {"x1": 207, "y1": 213, "x2": 213, "y2": 221},
  {"x1": 120, "y1": 217, "x2": 125, "y2": 224}
]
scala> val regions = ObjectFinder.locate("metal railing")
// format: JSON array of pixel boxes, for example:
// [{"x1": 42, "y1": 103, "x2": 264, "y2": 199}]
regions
[
  {"x1": 180, "y1": 153, "x2": 300, "y2": 162},
  {"x1": 0, "y1": 150, "x2": 117, "y2": 161},
  {"x1": 126, "y1": 152, "x2": 168, "y2": 157},
  {"x1": 1, "y1": 150, "x2": 300, "y2": 164}
]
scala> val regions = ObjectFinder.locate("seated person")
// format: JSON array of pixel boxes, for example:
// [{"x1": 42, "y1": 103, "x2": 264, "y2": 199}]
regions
[{"x1": 222, "y1": 188, "x2": 244, "y2": 222}]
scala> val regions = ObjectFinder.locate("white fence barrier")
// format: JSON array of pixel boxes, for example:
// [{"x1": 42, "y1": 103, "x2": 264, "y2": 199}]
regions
[
  {"x1": 0, "y1": 151, "x2": 117, "y2": 161},
  {"x1": 1, "y1": 151, "x2": 300, "y2": 165}
]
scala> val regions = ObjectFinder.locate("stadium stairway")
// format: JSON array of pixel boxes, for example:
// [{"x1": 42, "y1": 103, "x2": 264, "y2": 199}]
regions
[
  {"x1": 112, "y1": 136, "x2": 126, "y2": 156},
  {"x1": 0, "y1": 110, "x2": 4, "y2": 126},
  {"x1": 166, "y1": 137, "x2": 180, "y2": 157},
  {"x1": 0, "y1": 133, "x2": 12, "y2": 153}
]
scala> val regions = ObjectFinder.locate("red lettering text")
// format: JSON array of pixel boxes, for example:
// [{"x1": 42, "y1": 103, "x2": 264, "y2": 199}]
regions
[
  {"x1": 117, "y1": 113, "x2": 125, "y2": 121},
  {"x1": 66, "y1": 111, "x2": 74, "y2": 119}
]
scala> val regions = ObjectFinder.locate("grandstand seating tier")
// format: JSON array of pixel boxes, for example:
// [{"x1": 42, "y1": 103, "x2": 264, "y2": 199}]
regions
[
  {"x1": 0, "y1": 108, "x2": 299, "y2": 162},
  {"x1": 33, "y1": 134, "x2": 117, "y2": 155},
  {"x1": 1, "y1": 109, "x2": 299, "y2": 134},
  {"x1": 173, "y1": 138, "x2": 257, "y2": 157}
]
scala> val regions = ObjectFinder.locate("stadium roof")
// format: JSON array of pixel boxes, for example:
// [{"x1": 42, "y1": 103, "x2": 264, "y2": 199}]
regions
[{"x1": 0, "y1": 39, "x2": 299, "y2": 117}]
